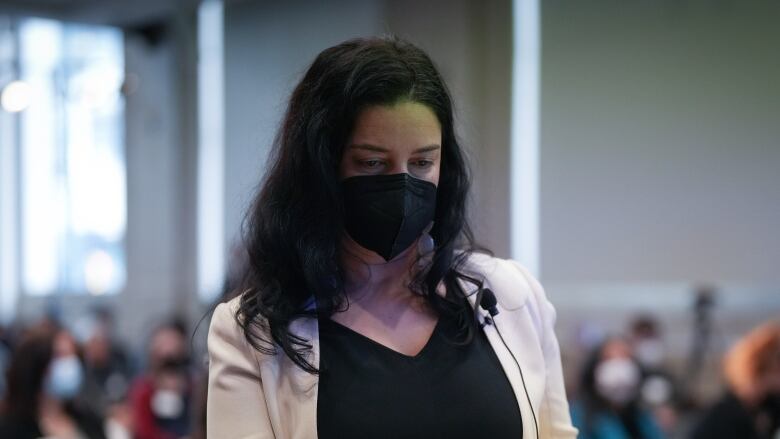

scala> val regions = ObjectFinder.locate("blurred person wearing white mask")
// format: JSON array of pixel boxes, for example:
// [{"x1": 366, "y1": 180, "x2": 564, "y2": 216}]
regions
[
  {"x1": 130, "y1": 320, "x2": 194, "y2": 439},
  {"x1": 628, "y1": 315, "x2": 680, "y2": 434},
  {"x1": 571, "y1": 338, "x2": 666, "y2": 439},
  {"x1": 0, "y1": 325, "x2": 107, "y2": 439}
]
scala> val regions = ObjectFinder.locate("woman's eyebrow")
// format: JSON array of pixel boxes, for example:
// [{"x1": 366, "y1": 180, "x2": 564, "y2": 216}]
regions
[
  {"x1": 347, "y1": 143, "x2": 441, "y2": 153},
  {"x1": 413, "y1": 145, "x2": 441, "y2": 153},
  {"x1": 348, "y1": 143, "x2": 389, "y2": 152}
]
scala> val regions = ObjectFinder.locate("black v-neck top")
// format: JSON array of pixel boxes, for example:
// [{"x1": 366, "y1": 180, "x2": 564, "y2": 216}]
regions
[{"x1": 316, "y1": 313, "x2": 523, "y2": 439}]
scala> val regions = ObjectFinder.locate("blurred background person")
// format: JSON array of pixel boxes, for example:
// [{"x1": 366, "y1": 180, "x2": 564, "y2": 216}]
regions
[
  {"x1": 77, "y1": 307, "x2": 134, "y2": 439},
  {"x1": 628, "y1": 314, "x2": 680, "y2": 434},
  {"x1": 0, "y1": 324, "x2": 107, "y2": 439},
  {"x1": 629, "y1": 315, "x2": 668, "y2": 374},
  {"x1": 130, "y1": 318, "x2": 194, "y2": 439},
  {"x1": 571, "y1": 337, "x2": 666, "y2": 439},
  {"x1": 79, "y1": 307, "x2": 133, "y2": 404},
  {"x1": 690, "y1": 320, "x2": 780, "y2": 439},
  {"x1": 0, "y1": 322, "x2": 12, "y2": 398}
]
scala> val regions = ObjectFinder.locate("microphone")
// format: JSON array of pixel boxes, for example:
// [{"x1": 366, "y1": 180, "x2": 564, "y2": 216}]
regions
[
  {"x1": 479, "y1": 288, "x2": 500, "y2": 317},
  {"x1": 479, "y1": 286, "x2": 539, "y2": 439}
]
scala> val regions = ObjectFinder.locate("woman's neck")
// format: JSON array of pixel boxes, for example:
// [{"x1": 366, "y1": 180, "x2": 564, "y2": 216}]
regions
[{"x1": 339, "y1": 235, "x2": 419, "y2": 304}]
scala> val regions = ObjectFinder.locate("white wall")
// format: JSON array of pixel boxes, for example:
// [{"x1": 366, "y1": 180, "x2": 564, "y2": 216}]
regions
[{"x1": 540, "y1": 0, "x2": 780, "y2": 284}]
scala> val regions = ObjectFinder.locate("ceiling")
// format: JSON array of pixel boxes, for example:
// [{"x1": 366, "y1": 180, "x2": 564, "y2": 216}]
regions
[{"x1": 0, "y1": 0, "x2": 199, "y2": 27}]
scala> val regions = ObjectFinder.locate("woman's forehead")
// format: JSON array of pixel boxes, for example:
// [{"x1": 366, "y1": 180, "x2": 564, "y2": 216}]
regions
[{"x1": 348, "y1": 102, "x2": 441, "y2": 153}]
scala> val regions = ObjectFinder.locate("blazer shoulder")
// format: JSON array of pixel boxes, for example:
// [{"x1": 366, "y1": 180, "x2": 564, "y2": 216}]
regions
[
  {"x1": 461, "y1": 252, "x2": 536, "y2": 311},
  {"x1": 208, "y1": 297, "x2": 245, "y2": 350},
  {"x1": 210, "y1": 295, "x2": 286, "y2": 366},
  {"x1": 208, "y1": 295, "x2": 269, "y2": 358}
]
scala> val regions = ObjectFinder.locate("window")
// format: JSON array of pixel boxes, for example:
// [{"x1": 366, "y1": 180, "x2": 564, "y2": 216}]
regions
[{"x1": 2, "y1": 17, "x2": 126, "y2": 297}]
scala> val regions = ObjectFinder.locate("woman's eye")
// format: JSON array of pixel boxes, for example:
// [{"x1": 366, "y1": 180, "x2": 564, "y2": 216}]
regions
[
  {"x1": 361, "y1": 159, "x2": 382, "y2": 168},
  {"x1": 413, "y1": 159, "x2": 433, "y2": 168}
]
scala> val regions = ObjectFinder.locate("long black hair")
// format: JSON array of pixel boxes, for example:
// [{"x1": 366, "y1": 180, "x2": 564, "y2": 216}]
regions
[
  {"x1": 236, "y1": 36, "x2": 482, "y2": 374},
  {"x1": 1, "y1": 327, "x2": 53, "y2": 421}
]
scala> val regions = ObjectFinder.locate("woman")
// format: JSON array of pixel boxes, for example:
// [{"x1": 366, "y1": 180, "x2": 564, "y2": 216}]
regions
[
  {"x1": 0, "y1": 325, "x2": 107, "y2": 439},
  {"x1": 691, "y1": 321, "x2": 780, "y2": 439},
  {"x1": 207, "y1": 37, "x2": 576, "y2": 439},
  {"x1": 570, "y1": 338, "x2": 665, "y2": 439}
]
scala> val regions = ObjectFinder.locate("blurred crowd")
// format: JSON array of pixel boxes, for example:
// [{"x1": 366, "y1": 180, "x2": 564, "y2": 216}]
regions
[
  {"x1": 567, "y1": 315, "x2": 780, "y2": 439},
  {"x1": 0, "y1": 308, "x2": 208, "y2": 439},
  {"x1": 0, "y1": 303, "x2": 776, "y2": 439}
]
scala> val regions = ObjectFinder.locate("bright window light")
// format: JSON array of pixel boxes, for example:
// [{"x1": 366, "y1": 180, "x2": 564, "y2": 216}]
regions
[
  {"x1": 18, "y1": 18, "x2": 126, "y2": 296},
  {"x1": 1, "y1": 80, "x2": 32, "y2": 112}
]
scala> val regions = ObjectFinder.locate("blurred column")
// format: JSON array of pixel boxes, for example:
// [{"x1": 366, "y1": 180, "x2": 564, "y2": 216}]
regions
[
  {"x1": 510, "y1": 0, "x2": 540, "y2": 276},
  {"x1": 196, "y1": 0, "x2": 225, "y2": 303},
  {"x1": 122, "y1": 9, "x2": 201, "y2": 350}
]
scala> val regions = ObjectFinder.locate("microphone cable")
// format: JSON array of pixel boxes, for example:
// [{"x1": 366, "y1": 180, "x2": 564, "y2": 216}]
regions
[{"x1": 480, "y1": 288, "x2": 540, "y2": 439}]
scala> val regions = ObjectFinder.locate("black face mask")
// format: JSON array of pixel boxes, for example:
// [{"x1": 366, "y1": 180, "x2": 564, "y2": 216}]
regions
[{"x1": 342, "y1": 173, "x2": 437, "y2": 261}]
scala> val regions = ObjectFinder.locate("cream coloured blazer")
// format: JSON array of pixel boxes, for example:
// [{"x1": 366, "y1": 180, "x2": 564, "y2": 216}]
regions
[{"x1": 206, "y1": 254, "x2": 578, "y2": 438}]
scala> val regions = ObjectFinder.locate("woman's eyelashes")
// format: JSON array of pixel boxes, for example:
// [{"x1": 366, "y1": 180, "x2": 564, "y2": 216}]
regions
[
  {"x1": 352, "y1": 156, "x2": 437, "y2": 174},
  {"x1": 357, "y1": 158, "x2": 385, "y2": 171},
  {"x1": 411, "y1": 158, "x2": 434, "y2": 169}
]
